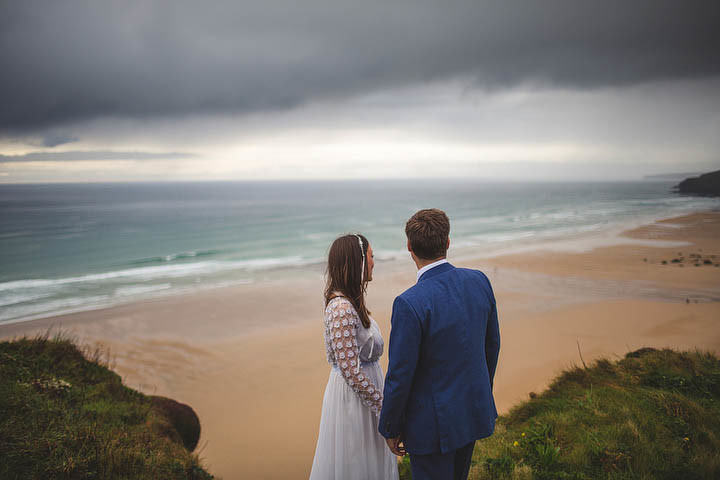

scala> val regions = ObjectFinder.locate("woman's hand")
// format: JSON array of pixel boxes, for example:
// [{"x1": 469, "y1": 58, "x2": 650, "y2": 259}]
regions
[{"x1": 385, "y1": 436, "x2": 407, "y2": 456}]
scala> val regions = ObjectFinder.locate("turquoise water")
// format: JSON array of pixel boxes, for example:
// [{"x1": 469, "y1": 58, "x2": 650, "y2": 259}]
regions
[{"x1": 1, "y1": 180, "x2": 718, "y2": 324}]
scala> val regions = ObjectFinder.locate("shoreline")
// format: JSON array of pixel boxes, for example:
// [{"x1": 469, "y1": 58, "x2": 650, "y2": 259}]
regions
[
  {"x1": 2, "y1": 204, "x2": 718, "y2": 332},
  {"x1": 2, "y1": 210, "x2": 719, "y2": 479}
]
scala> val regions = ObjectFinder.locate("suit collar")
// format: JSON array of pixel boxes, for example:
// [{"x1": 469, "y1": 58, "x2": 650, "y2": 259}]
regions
[
  {"x1": 416, "y1": 258, "x2": 448, "y2": 280},
  {"x1": 418, "y1": 261, "x2": 454, "y2": 282}
]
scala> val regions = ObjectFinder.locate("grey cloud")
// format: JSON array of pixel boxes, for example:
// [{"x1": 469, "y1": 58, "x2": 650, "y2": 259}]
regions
[
  {"x1": 1, "y1": 0, "x2": 719, "y2": 132},
  {"x1": 0, "y1": 151, "x2": 198, "y2": 162},
  {"x1": 40, "y1": 133, "x2": 79, "y2": 148}
]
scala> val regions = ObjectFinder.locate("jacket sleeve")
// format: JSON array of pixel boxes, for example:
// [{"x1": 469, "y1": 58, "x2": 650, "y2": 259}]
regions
[
  {"x1": 378, "y1": 295, "x2": 422, "y2": 439},
  {"x1": 484, "y1": 284, "x2": 500, "y2": 390}
]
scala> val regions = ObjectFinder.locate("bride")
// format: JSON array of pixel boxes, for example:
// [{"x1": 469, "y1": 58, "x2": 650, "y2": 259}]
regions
[{"x1": 309, "y1": 233, "x2": 400, "y2": 479}]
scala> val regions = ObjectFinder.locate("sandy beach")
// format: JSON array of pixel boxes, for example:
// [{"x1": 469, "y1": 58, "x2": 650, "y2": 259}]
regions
[{"x1": 2, "y1": 210, "x2": 719, "y2": 479}]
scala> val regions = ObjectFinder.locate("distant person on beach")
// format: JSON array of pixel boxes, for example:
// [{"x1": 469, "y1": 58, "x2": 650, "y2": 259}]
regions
[
  {"x1": 309, "y1": 234, "x2": 399, "y2": 479},
  {"x1": 379, "y1": 208, "x2": 501, "y2": 480}
]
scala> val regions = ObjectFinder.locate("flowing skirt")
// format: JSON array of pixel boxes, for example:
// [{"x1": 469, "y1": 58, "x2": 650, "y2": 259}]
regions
[{"x1": 309, "y1": 361, "x2": 399, "y2": 480}]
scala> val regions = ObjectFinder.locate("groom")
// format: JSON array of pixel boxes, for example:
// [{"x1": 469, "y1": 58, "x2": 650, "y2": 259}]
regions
[{"x1": 379, "y1": 208, "x2": 500, "y2": 480}]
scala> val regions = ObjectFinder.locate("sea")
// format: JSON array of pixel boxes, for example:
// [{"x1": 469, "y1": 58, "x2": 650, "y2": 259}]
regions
[{"x1": 1, "y1": 180, "x2": 719, "y2": 326}]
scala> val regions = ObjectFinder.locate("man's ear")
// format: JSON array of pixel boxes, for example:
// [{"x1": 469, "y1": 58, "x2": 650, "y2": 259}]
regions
[
  {"x1": 446, "y1": 237, "x2": 450, "y2": 250},
  {"x1": 407, "y1": 239, "x2": 417, "y2": 262}
]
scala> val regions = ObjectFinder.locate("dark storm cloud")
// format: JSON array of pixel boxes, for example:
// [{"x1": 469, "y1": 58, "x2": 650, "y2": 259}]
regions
[
  {"x1": 1, "y1": 0, "x2": 719, "y2": 132},
  {"x1": 40, "y1": 133, "x2": 79, "y2": 147},
  {"x1": 0, "y1": 151, "x2": 197, "y2": 162}
]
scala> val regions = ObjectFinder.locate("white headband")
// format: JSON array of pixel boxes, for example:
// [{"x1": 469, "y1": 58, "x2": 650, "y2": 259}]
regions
[{"x1": 354, "y1": 234, "x2": 365, "y2": 284}]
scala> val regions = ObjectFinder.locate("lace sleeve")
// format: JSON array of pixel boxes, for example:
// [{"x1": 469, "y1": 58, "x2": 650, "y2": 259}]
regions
[{"x1": 326, "y1": 299, "x2": 383, "y2": 415}]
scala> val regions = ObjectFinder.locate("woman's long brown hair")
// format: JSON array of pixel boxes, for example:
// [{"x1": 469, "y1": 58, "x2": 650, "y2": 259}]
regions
[{"x1": 324, "y1": 233, "x2": 371, "y2": 328}]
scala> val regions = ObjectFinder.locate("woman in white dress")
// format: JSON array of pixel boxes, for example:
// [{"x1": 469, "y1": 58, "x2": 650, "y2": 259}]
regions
[{"x1": 309, "y1": 233, "x2": 400, "y2": 480}]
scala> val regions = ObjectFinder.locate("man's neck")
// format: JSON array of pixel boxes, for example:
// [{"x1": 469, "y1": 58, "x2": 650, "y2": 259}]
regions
[{"x1": 414, "y1": 256, "x2": 447, "y2": 270}]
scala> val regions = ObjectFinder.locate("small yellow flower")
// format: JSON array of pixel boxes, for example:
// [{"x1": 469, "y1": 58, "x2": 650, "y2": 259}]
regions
[
  {"x1": 521, "y1": 432, "x2": 526, "y2": 437},
  {"x1": 513, "y1": 441, "x2": 519, "y2": 447},
  {"x1": 683, "y1": 437, "x2": 690, "y2": 442}
]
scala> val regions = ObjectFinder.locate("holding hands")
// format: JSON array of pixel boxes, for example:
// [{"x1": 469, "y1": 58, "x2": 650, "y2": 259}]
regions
[{"x1": 385, "y1": 436, "x2": 407, "y2": 457}]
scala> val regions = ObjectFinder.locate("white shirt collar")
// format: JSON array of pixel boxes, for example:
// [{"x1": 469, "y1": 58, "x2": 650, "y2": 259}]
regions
[{"x1": 417, "y1": 258, "x2": 448, "y2": 281}]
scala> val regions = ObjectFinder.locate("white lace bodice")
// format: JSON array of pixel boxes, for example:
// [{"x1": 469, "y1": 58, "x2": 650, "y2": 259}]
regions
[{"x1": 323, "y1": 296, "x2": 384, "y2": 414}]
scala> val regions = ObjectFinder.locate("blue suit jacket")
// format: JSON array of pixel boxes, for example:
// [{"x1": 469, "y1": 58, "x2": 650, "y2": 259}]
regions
[{"x1": 378, "y1": 262, "x2": 500, "y2": 455}]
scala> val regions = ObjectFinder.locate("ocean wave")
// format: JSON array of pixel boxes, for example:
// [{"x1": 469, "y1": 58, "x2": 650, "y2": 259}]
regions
[
  {"x1": 0, "y1": 230, "x2": 35, "y2": 239},
  {"x1": 303, "y1": 232, "x2": 335, "y2": 241},
  {"x1": 460, "y1": 230, "x2": 538, "y2": 245},
  {"x1": 373, "y1": 248, "x2": 408, "y2": 262},
  {"x1": 127, "y1": 249, "x2": 221, "y2": 265},
  {"x1": 0, "y1": 278, "x2": 258, "y2": 325},
  {"x1": 0, "y1": 295, "x2": 112, "y2": 323},
  {"x1": 0, "y1": 291, "x2": 56, "y2": 307},
  {"x1": 114, "y1": 283, "x2": 172, "y2": 297},
  {"x1": 0, "y1": 255, "x2": 316, "y2": 293}
]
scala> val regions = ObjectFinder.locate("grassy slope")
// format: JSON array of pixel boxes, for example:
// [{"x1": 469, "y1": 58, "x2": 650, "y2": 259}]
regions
[
  {"x1": 0, "y1": 334, "x2": 215, "y2": 480},
  {"x1": 400, "y1": 348, "x2": 720, "y2": 480}
]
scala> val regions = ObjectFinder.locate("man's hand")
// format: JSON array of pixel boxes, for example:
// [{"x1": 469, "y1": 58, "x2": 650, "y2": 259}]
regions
[{"x1": 385, "y1": 436, "x2": 407, "y2": 457}]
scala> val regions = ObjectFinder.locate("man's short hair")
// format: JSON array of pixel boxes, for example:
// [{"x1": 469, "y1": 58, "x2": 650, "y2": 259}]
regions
[{"x1": 405, "y1": 208, "x2": 450, "y2": 260}]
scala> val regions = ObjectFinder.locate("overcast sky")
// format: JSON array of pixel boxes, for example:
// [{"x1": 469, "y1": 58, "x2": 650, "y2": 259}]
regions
[{"x1": 1, "y1": 0, "x2": 719, "y2": 183}]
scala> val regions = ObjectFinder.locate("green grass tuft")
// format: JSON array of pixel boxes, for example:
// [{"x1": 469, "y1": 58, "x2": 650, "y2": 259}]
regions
[
  {"x1": 399, "y1": 347, "x2": 720, "y2": 480},
  {"x1": 0, "y1": 332, "x2": 215, "y2": 480}
]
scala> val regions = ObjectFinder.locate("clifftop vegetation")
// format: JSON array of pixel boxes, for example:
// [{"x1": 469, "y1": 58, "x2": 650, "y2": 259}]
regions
[
  {"x1": 400, "y1": 347, "x2": 720, "y2": 479},
  {"x1": 0, "y1": 334, "x2": 215, "y2": 480}
]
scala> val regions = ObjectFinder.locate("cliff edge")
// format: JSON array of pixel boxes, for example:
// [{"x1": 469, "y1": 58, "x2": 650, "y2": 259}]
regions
[
  {"x1": 0, "y1": 334, "x2": 215, "y2": 479},
  {"x1": 675, "y1": 169, "x2": 720, "y2": 196}
]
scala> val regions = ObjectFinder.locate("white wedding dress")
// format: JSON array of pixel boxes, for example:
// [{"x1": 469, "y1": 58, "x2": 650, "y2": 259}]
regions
[{"x1": 309, "y1": 296, "x2": 399, "y2": 480}]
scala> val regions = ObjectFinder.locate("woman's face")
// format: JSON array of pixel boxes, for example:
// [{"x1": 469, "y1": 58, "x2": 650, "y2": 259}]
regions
[{"x1": 367, "y1": 244, "x2": 375, "y2": 281}]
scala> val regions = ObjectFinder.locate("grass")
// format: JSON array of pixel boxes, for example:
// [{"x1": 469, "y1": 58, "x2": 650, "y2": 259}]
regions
[
  {"x1": 399, "y1": 347, "x2": 720, "y2": 480},
  {"x1": 0, "y1": 332, "x2": 215, "y2": 480},
  {"x1": 5, "y1": 333, "x2": 718, "y2": 479}
]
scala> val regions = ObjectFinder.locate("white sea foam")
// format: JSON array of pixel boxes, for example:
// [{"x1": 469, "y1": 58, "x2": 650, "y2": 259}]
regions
[
  {"x1": 0, "y1": 279, "x2": 255, "y2": 325},
  {"x1": 0, "y1": 255, "x2": 313, "y2": 293},
  {"x1": 453, "y1": 210, "x2": 696, "y2": 259},
  {"x1": 0, "y1": 295, "x2": 111, "y2": 323},
  {"x1": 0, "y1": 230, "x2": 34, "y2": 239},
  {"x1": 0, "y1": 291, "x2": 55, "y2": 307},
  {"x1": 114, "y1": 283, "x2": 172, "y2": 297},
  {"x1": 373, "y1": 248, "x2": 408, "y2": 262}
]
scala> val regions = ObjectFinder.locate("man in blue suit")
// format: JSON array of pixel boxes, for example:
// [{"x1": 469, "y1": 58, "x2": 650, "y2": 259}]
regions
[{"x1": 379, "y1": 208, "x2": 500, "y2": 480}]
